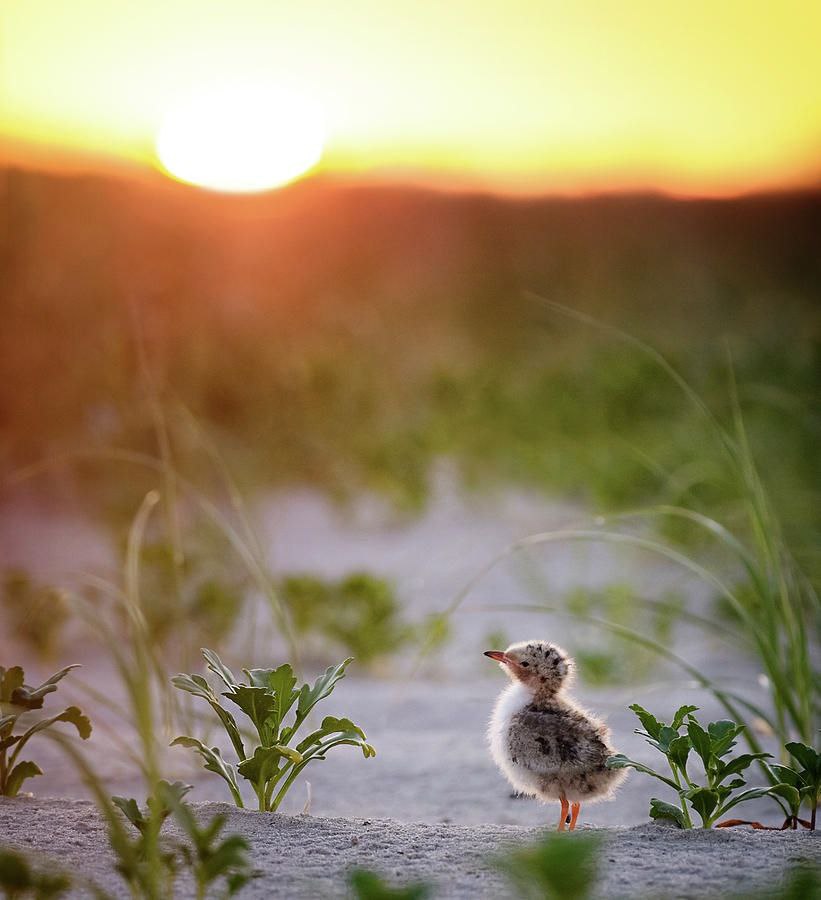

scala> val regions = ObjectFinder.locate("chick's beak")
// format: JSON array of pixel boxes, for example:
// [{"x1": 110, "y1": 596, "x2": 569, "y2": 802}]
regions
[{"x1": 484, "y1": 650, "x2": 510, "y2": 664}]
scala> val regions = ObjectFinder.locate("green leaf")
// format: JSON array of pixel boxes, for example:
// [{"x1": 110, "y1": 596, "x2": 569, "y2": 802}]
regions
[
  {"x1": 685, "y1": 787, "x2": 719, "y2": 824},
  {"x1": 671, "y1": 705, "x2": 699, "y2": 731},
  {"x1": 687, "y1": 720, "x2": 713, "y2": 770},
  {"x1": 5, "y1": 760, "x2": 43, "y2": 796},
  {"x1": 492, "y1": 831, "x2": 602, "y2": 900},
  {"x1": 17, "y1": 706, "x2": 92, "y2": 749},
  {"x1": 201, "y1": 648, "x2": 239, "y2": 690},
  {"x1": 628, "y1": 703, "x2": 664, "y2": 741},
  {"x1": 224, "y1": 686, "x2": 279, "y2": 738},
  {"x1": 707, "y1": 720, "x2": 741, "y2": 757},
  {"x1": 769, "y1": 764, "x2": 800, "y2": 787},
  {"x1": 714, "y1": 752, "x2": 770, "y2": 784},
  {"x1": 768, "y1": 782, "x2": 801, "y2": 813},
  {"x1": 296, "y1": 715, "x2": 364, "y2": 753},
  {"x1": 237, "y1": 744, "x2": 302, "y2": 786},
  {"x1": 605, "y1": 754, "x2": 679, "y2": 791},
  {"x1": 244, "y1": 664, "x2": 299, "y2": 736},
  {"x1": 171, "y1": 673, "x2": 245, "y2": 760},
  {"x1": 786, "y1": 742, "x2": 821, "y2": 780},
  {"x1": 0, "y1": 667, "x2": 25, "y2": 704},
  {"x1": 8, "y1": 665, "x2": 81, "y2": 710},
  {"x1": 649, "y1": 797, "x2": 686, "y2": 828},
  {"x1": 668, "y1": 735, "x2": 691, "y2": 770},
  {"x1": 0, "y1": 713, "x2": 17, "y2": 733},
  {"x1": 144, "y1": 779, "x2": 195, "y2": 830},
  {"x1": 649, "y1": 726, "x2": 678, "y2": 754},
  {"x1": 297, "y1": 658, "x2": 354, "y2": 719},
  {"x1": 349, "y1": 868, "x2": 432, "y2": 900},
  {"x1": 0, "y1": 847, "x2": 32, "y2": 886},
  {"x1": 171, "y1": 736, "x2": 244, "y2": 808},
  {"x1": 799, "y1": 784, "x2": 819, "y2": 803},
  {"x1": 293, "y1": 716, "x2": 375, "y2": 765},
  {"x1": 112, "y1": 795, "x2": 146, "y2": 833},
  {"x1": 717, "y1": 786, "x2": 775, "y2": 816}
]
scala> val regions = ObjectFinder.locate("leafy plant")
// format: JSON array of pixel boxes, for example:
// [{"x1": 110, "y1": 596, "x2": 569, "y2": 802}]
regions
[
  {"x1": 281, "y1": 572, "x2": 414, "y2": 664},
  {"x1": 0, "y1": 849, "x2": 71, "y2": 899},
  {"x1": 171, "y1": 802, "x2": 252, "y2": 899},
  {"x1": 1, "y1": 569, "x2": 69, "y2": 660},
  {"x1": 110, "y1": 780, "x2": 192, "y2": 891},
  {"x1": 114, "y1": 781, "x2": 251, "y2": 900},
  {"x1": 0, "y1": 665, "x2": 91, "y2": 796},
  {"x1": 493, "y1": 831, "x2": 602, "y2": 900},
  {"x1": 348, "y1": 869, "x2": 431, "y2": 900},
  {"x1": 606, "y1": 704, "x2": 785, "y2": 829},
  {"x1": 767, "y1": 742, "x2": 821, "y2": 830},
  {"x1": 171, "y1": 649, "x2": 375, "y2": 811}
]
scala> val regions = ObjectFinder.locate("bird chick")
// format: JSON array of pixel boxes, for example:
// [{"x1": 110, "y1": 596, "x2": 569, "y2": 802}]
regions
[{"x1": 485, "y1": 640, "x2": 626, "y2": 830}]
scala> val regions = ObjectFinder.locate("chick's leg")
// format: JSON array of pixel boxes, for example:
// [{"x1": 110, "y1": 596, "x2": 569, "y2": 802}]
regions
[
  {"x1": 558, "y1": 795, "x2": 569, "y2": 831},
  {"x1": 569, "y1": 802, "x2": 581, "y2": 831}
]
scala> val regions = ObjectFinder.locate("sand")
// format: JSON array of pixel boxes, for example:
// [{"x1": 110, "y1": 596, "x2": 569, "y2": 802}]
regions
[{"x1": 1, "y1": 798, "x2": 819, "y2": 899}]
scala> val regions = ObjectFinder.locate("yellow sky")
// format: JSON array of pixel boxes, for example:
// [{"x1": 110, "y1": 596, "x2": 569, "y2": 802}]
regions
[{"x1": 1, "y1": 0, "x2": 820, "y2": 195}]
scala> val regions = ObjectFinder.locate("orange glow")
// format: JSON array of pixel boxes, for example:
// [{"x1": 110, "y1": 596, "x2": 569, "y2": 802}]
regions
[{"x1": 1, "y1": 1, "x2": 820, "y2": 196}]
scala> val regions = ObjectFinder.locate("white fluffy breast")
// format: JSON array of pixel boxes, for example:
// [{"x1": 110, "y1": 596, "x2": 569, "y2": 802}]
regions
[{"x1": 487, "y1": 682, "x2": 542, "y2": 796}]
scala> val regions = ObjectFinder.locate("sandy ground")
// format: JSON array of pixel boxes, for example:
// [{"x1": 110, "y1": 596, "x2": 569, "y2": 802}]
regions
[{"x1": 1, "y1": 798, "x2": 819, "y2": 899}]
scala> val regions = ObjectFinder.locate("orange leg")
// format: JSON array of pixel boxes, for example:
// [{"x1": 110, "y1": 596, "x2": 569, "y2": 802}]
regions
[
  {"x1": 569, "y1": 802, "x2": 581, "y2": 831},
  {"x1": 558, "y1": 795, "x2": 569, "y2": 831}
]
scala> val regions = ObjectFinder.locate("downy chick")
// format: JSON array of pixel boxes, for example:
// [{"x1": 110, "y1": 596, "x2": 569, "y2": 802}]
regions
[{"x1": 486, "y1": 640, "x2": 626, "y2": 830}]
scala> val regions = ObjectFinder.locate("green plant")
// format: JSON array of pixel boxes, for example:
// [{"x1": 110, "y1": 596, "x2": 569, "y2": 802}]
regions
[
  {"x1": 114, "y1": 781, "x2": 251, "y2": 899},
  {"x1": 281, "y1": 572, "x2": 413, "y2": 664},
  {"x1": 493, "y1": 831, "x2": 602, "y2": 900},
  {"x1": 171, "y1": 803, "x2": 252, "y2": 899},
  {"x1": 0, "y1": 849, "x2": 71, "y2": 900},
  {"x1": 768, "y1": 742, "x2": 821, "y2": 830},
  {"x1": 348, "y1": 869, "x2": 431, "y2": 900},
  {"x1": 607, "y1": 704, "x2": 785, "y2": 829},
  {"x1": 171, "y1": 649, "x2": 375, "y2": 811},
  {"x1": 0, "y1": 665, "x2": 91, "y2": 796},
  {"x1": 110, "y1": 780, "x2": 193, "y2": 891},
  {"x1": 1, "y1": 570, "x2": 69, "y2": 660}
]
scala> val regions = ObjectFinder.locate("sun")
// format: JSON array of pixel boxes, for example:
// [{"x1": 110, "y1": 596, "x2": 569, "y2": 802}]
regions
[{"x1": 155, "y1": 84, "x2": 325, "y2": 193}]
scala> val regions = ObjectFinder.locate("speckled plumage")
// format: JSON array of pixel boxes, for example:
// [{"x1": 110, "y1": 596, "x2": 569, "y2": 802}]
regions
[{"x1": 486, "y1": 640, "x2": 626, "y2": 826}]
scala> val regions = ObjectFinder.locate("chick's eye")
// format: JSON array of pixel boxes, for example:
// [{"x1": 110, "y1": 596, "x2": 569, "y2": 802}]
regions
[{"x1": 520, "y1": 661, "x2": 529, "y2": 667}]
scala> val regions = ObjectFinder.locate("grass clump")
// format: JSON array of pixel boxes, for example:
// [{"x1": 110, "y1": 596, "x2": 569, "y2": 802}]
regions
[
  {"x1": 0, "y1": 665, "x2": 90, "y2": 797},
  {"x1": 172, "y1": 649, "x2": 375, "y2": 811}
]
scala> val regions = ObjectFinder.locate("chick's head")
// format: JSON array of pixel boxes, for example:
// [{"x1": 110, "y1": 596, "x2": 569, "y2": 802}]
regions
[{"x1": 485, "y1": 640, "x2": 574, "y2": 694}]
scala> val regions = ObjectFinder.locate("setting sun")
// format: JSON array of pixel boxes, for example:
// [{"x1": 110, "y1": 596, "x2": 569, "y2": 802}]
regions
[{"x1": 155, "y1": 84, "x2": 325, "y2": 193}]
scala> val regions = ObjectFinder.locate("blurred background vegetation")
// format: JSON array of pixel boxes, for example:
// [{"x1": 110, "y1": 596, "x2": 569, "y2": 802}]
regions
[
  {"x1": 1, "y1": 169, "x2": 819, "y2": 677},
  {"x1": 2, "y1": 172, "x2": 818, "y2": 527}
]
